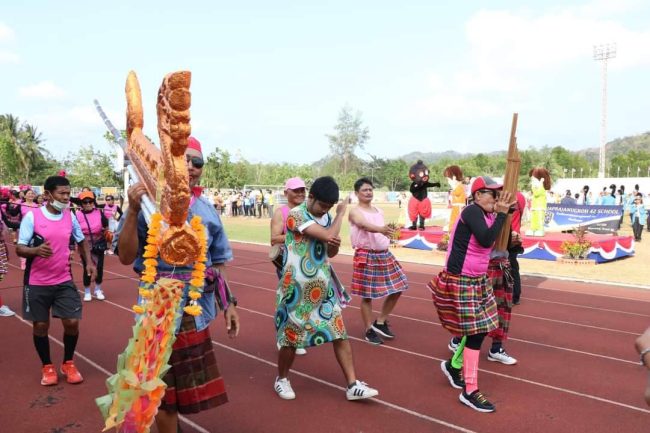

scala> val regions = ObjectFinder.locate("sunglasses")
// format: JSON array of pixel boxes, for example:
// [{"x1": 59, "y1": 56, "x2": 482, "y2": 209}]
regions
[
  {"x1": 81, "y1": 199, "x2": 94, "y2": 204},
  {"x1": 478, "y1": 189, "x2": 497, "y2": 198},
  {"x1": 186, "y1": 156, "x2": 204, "y2": 169}
]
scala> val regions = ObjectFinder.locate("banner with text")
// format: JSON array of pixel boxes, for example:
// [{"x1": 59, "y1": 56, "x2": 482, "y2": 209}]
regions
[{"x1": 544, "y1": 204, "x2": 623, "y2": 234}]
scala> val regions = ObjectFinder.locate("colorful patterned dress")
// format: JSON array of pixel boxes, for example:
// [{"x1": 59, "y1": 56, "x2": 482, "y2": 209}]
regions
[{"x1": 275, "y1": 202, "x2": 347, "y2": 348}]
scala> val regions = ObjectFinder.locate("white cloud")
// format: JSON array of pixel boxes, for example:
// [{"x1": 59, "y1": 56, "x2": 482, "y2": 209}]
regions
[
  {"x1": 0, "y1": 22, "x2": 15, "y2": 42},
  {"x1": 18, "y1": 81, "x2": 66, "y2": 100},
  {"x1": 403, "y1": 2, "x2": 650, "y2": 126},
  {"x1": 0, "y1": 23, "x2": 18, "y2": 64}
]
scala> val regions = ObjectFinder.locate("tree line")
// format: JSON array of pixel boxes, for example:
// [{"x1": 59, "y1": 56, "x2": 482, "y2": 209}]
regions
[{"x1": 2, "y1": 110, "x2": 650, "y2": 191}]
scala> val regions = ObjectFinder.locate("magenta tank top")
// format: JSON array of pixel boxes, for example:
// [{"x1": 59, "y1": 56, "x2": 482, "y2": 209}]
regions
[
  {"x1": 80, "y1": 208, "x2": 103, "y2": 239},
  {"x1": 28, "y1": 208, "x2": 73, "y2": 285},
  {"x1": 103, "y1": 204, "x2": 117, "y2": 220},
  {"x1": 350, "y1": 206, "x2": 390, "y2": 250},
  {"x1": 280, "y1": 205, "x2": 290, "y2": 234}
]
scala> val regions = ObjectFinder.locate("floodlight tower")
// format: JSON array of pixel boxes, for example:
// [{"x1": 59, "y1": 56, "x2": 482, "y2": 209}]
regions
[{"x1": 593, "y1": 43, "x2": 616, "y2": 178}]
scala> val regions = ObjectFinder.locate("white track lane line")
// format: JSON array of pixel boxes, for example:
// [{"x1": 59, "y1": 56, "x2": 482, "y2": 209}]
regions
[
  {"x1": 229, "y1": 258, "x2": 650, "y2": 307},
  {"x1": 10, "y1": 313, "x2": 211, "y2": 433},
  {"x1": 231, "y1": 244, "x2": 650, "y2": 290},
  {"x1": 232, "y1": 280, "x2": 643, "y2": 361},
  {"x1": 235, "y1": 306, "x2": 650, "y2": 415}
]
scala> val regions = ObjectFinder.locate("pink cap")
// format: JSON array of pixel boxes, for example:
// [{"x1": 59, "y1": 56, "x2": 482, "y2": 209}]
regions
[
  {"x1": 187, "y1": 136, "x2": 203, "y2": 157},
  {"x1": 284, "y1": 177, "x2": 306, "y2": 190}
]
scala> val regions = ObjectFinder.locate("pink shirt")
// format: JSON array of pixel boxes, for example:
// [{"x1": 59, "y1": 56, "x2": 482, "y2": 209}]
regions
[
  {"x1": 350, "y1": 206, "x2": 390, "y2": 251},
  {"x1": 28, "y1": 208, "x2": 73, "y2": 285}
]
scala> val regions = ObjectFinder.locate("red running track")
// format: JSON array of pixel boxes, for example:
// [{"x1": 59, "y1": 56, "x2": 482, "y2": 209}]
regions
[{"x1": 1, "y1": 241, "x2": 649, "y2": 433}]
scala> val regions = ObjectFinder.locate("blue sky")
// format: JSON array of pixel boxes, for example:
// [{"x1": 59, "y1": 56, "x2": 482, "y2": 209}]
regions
[{"x1": 2, "y1": 1, "x2": 650, "y2": 164}]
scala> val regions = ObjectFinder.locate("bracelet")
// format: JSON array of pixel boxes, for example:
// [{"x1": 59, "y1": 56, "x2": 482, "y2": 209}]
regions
[{"x1": 641, "y1": 348, "x2": 650, "y2": 367}]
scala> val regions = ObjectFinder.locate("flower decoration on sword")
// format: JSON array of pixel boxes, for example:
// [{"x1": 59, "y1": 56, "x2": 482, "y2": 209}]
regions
[{"x1": 94, "y1": 70, "x2": 207, "y2": 432}]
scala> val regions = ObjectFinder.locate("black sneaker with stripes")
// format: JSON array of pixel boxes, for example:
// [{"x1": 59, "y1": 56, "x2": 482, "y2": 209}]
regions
[
  {"x1": 440, "y1": 360, "x2": 465, "y2": 389},
  {"x1": 371, "y1": 320, "x2": 395, "y2": 339},
  {"x1": 459, "y1": 390, "x2": 496, "y2": 413}
]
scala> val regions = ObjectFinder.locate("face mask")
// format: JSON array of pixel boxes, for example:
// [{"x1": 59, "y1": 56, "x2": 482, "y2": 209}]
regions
[{"x1": 50, "y1": 199, "x2": 69, "y2": 211}]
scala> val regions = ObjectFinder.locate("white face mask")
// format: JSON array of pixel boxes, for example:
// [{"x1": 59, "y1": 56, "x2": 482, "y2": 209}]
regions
[{"x1": 50, "y1": 199, "x2": 69, "y2": 211}]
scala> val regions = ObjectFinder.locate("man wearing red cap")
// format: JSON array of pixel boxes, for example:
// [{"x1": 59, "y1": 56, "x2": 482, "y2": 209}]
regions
[
  {"x1": 117, "y1": 136, "x2": 240, "y2": 433},
  {"x1": 429, "y1": 176, "x2": 515, "y2": 413}
]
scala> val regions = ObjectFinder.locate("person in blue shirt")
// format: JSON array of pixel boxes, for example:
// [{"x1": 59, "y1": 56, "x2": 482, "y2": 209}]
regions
[
  {"x1": 630, "y1": 195, "x2": 647, "y2": 241},
  {"x1": 116, "y1": 136, "x2": 240, "y2": 433}
]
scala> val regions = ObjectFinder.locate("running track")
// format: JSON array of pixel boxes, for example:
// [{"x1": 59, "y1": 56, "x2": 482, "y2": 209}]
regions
[{"x1": 1, "y1": 242, "x2": 649, "y2": 433}]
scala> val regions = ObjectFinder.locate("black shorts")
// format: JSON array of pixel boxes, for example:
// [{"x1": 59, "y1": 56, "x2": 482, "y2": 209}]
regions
[{"x1": 23, "y1": 280, "x2": 82, "y2": 322}]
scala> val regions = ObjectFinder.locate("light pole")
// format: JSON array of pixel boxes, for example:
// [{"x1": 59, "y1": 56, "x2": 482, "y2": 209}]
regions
[
  {"x1": 571, "y1": 168, "x2": 576, "y2": 178},
  {"x1": 580, "y1": 167, "x2": 584, "y2": 178},
  {"x1": 617, "y1": 166, "x2": 620, "y2": 177},
  {"x1": 563, "y1": 168, "x2": 568, "y2": 178},
  {"x1": 593, "y1": 43, "x2": 616, "y2": 179}
]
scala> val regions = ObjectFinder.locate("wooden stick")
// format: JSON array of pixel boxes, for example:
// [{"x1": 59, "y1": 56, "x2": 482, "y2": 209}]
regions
[{"x1": 495, "y1": 113, "x2": 520, "y2": 251}]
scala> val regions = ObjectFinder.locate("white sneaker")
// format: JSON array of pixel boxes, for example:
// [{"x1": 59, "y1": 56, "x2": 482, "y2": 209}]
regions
[
  {"x1": 83, "y1": 291, "x2": 92, "y2": 302},
  {"x1": 487, "y1": 348, "x2": 517, "y2": 365},
  {"x1": 448, "y1": 337, "x2": 460, "y2": 353},
  {"x1": 94, "y1": 289, "x2": 105, "y2": 301},
  {"x1": 346, "y1": 380, "x2": 379, "y2": 401},
  {"x1": 274, "y1": 377, "x2": 296, "y2": 400},
  {"x1": 0, "y1": 305, "x2": 15, "y2": 317}
]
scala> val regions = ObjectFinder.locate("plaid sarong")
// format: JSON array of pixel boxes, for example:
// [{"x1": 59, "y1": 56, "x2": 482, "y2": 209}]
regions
[
  {"x1": 428, "y1": 270, "x2": 498, "y2": 336},
  {"x1": 159, "y1": 313, "x2": 228, "y2": 414},
  {"x1": 487, "y1": 257, "x2": 514, "y2": 342},
  {"x1": 0, "y1": 240, "x2": 7, "y2": 279},
  {"x1": 351, "y1": 249, "x2": 408, "y2": 299}
]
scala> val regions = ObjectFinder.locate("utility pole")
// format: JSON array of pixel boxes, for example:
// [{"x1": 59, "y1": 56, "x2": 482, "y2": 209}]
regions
[{"x1": 593, "y1": 43, "x2": 616, "y2": 179}]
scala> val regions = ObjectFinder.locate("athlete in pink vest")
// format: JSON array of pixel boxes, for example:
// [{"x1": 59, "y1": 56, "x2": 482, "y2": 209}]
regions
[
  {"x1": 77, "y1": 191, "x2": 108, "y2": 301},
  {"x1": 16, "y1": 175, "x2": 96, "y2": 387}
]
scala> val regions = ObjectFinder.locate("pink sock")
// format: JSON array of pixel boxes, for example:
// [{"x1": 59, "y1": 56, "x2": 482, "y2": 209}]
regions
[{"x1": 463, "y1": 348, "x2": 480, "y2": 394}]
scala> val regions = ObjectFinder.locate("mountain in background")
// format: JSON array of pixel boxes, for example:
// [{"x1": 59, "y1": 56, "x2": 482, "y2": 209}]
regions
[
  {"x1": 398, "y1": 131, "x2": 650, "y2": 163},
  {"x1": 577, "y1": 132, "x2": 650, "y2": 164}
]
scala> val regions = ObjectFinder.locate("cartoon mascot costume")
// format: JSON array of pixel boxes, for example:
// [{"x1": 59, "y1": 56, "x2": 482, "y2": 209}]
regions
[
  {"x1": 527, "y1": 167, "x2": 551, "y2": 237},
  {"x1": 443, "y1": 165, "x2": 465, "y2": 232},
  {"x1": 408, "y1": 160, "x2": 440, "y2": 230}
]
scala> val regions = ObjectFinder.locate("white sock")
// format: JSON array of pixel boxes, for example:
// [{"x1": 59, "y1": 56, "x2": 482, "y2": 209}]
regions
[
  {"x1": 95, "y1": 285, "x2": 102, "y2": 292},
  {"x1": 84, "y1": 287, "x2": 91, "y2": 293}
]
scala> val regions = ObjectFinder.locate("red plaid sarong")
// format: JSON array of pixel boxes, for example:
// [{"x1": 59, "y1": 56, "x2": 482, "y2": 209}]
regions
[
  {"x1": 428, "y1": 270, "x2": 498, "y2": 336},
  {"x1": 159, "y1": 313, "x2": 228, "y2": 414},
  {"x1": 351, "y1": 249, "x2": 408, "y2": 299},
  {"x1": 487, "y1": 257, "x2": 513, "y2": 342}
]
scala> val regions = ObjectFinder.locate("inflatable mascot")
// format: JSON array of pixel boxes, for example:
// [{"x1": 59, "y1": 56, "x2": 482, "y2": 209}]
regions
[
  {"x1": 527, "y1": 167, "x2": 551, "y2": 236},
  {"x1": 408, "y1": 160, "x2": 440, "y2": 230},
  {"x1": 443, "y1": 165, "x2": 465, "y2": 232}
]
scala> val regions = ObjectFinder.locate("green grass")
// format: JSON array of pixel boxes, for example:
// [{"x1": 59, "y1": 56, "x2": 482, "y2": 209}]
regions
[{"x1": 221, "y1": 203, "x2": 443, "y2": 249}]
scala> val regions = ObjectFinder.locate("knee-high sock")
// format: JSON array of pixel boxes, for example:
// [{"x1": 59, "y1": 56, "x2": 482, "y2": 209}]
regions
[
  {"x1": 463, "y1": 348, "x2": 480, "y2": 394},
  {"x1": 33, "y1": 335, "x2": 52, "y2": 365},
  {"x1": 63, "y1": 333, "x2": 78, "y2": 362},
  {"x1": 451, "y1": 336, "x2": 467, "y2": 369}
]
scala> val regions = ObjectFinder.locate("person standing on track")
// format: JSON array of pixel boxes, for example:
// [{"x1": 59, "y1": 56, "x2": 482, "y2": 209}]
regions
[
  {"x1": 16, "y1": 175, "x2": 96, "y2": 386},
  {"x1": 116, "y1": 136, "x2": 240, "y2": 433},
  {"x1": 270, "y1": 176, "x2": 307, "y2": 356},
  {"x1": 429, "y1": 176, "x2": 515, "y2": 413},
  {"x1": 274, "y1": 176, "x2": 379, "y2": 401},
  {"x1": 101, "y1": 194, "x2": 123, "y2": 255},
  {"x1": 348, "y1": 177, "x2": 408, "y2": 345},
  {"x1": 0, "y1": 215, "x2": 15, "y2": 317},
  {"x1": 76, "y1": 191, "x2": 108, "y2": 301}
]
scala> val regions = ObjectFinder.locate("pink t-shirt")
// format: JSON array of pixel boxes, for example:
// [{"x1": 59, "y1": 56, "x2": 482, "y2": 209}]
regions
[
  {"x1": 20, "y1": 202, "x2": 40, "y2": 217},
  {"x1": 350, "y1": 206, "x2": 390, "y2": 251},
  {"x1": 28, "y1": 208, "x2": 73, "y2": 286},
  {"x1": 79, "y1": 208, "x2": 103, "y2": 240}
]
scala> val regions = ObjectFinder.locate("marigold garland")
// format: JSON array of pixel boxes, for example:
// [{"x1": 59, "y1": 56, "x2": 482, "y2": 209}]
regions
[
  {"x1": 132, "y1": 213, "x2": 163, "y2": 312},
  {"x1": 184, "y1": 215, "x2": 207, "y2": 316},
  {"x1": 132, "y1": 213, "x2": 208, "y2": 317}
]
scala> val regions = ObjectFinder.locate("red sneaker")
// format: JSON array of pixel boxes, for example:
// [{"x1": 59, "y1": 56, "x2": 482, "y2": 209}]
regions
[
  {"x1": 41, "y1": 364, "x2": 58, "y2": 386},
  {"x1": 60, "y1": 360, "x2": 84, "y2": 384}
]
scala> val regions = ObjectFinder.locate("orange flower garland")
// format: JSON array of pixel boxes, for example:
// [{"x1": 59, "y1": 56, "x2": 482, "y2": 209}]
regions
[
  {"x1": 132, "y1": 212, "x2": 163, "y2": 313},
  {"x1": 132, "y1": 213, "x2": 208, "y2": 317},
  {"x1": 184, "y1": 215, "x2": 208, "y2": 316}
]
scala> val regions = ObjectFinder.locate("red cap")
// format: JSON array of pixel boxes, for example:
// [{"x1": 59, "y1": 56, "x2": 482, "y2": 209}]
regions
[
  {"x1": 470, "y1": 176, "x2": 503, "y2": 195},
  {"x1": 187, "y1": 136, "x2": 202, "y2": 157},
  {"x1": 57, "y1": 170, "x2": 66, "y2": 177}
]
